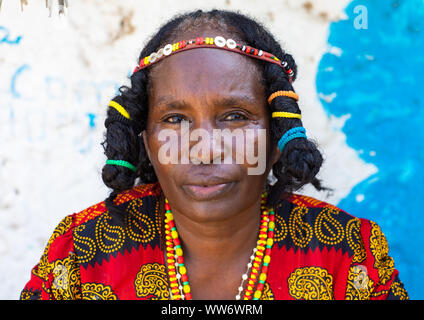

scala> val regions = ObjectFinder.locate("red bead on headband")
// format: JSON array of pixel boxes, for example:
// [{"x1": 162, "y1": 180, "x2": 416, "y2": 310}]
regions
[{"x1": 132, "y1": 36, "x2": 295, "y2": 82}]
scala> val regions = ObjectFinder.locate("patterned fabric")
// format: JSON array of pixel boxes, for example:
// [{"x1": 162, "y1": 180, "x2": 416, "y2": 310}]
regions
[{"x1": 20, "y1": 182, "x2": 408, "y2": 300}]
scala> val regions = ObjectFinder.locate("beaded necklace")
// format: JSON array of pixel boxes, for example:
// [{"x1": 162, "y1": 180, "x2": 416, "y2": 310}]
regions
[{"x1": 164, "y1": 193, "x2": 275, "y2": 300}]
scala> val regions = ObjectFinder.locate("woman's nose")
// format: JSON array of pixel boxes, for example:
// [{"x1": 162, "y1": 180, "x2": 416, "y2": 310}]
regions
[{"x1": 184, "y1": 119, "x2": 228, "y2": 165}]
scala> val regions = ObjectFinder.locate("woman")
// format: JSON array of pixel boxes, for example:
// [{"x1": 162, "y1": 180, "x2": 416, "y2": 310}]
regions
[{"x1": 20, "y1": 9, "x2": 408, "y2": 300}]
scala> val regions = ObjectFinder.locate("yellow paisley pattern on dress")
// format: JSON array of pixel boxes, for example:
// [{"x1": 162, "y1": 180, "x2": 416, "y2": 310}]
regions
[
  {"x1": 260, "y1": 282, "x2": 275, "y2": 300},
  {"x1": 73, "y1": 197, "x2": 160, "y2": 265},
  {"x1": 20, "y1": 290, "x2": 34, "y2": 300},
  {"x1": 95, "y1": 212, "x2": 126, "y2": 254},
  {"x1": 125, "y1": 198, "x2": 156, "y2": 244},
  {"x1": 288, "y1": 266, "x2": 334, "y2": 300},
  {"x1": 314, "y1": 207, "x2": 345, "y2": 246},
  {"x1": 82, "y1": 283, "x2": 117, "y2": 300},
  {"x1": 134, "y1": 263, "x2": 170, "y2": 300},
  {"x1": 288, "y1": 206, "x2": 313, "y2": 248},
  {"x1": 73, "y1": 224, "x2": 96, "y2": 264},
  {"x1": 369, "y1": 221, "x2": 394, "y2": 285},
  {"x1": 390, "y1": 280, "x2": 409, "y2": 300},
  {"x1": 346, "y1": 218, "x2": 366, "y2": 263},
  {"x1": 274, "y1": 213, "x2": 288, "y2": 242}
]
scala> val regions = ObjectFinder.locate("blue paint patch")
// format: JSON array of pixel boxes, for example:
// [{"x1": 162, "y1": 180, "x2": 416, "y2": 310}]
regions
[
  {"x1": 10, "y1": 64, "x2": 31, "y2": 99},
  {"x1": 86, "y1": 112, "x2": 97, "y2": 129},
  {"x1": 317, "y1": 0, "x2": 424, "y2": 298},
  {"x1": 0, "y1": 26, "x2": 22, "y2": 45}
]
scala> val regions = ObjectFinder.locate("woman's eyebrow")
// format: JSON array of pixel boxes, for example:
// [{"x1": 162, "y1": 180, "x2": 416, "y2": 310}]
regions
[
  {"x1": 154, "y1": 98, "x2": 190, "y2": 110},
  {"x1": 154, "y1": 95, "x2": 257, "y2": 110},
  {"x1": 213, "y1": 96, "x2": 257, "y2": 108}
]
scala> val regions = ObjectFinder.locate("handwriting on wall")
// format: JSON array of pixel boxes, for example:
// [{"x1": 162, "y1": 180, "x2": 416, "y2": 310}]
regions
[{"x1": 1, "y1": 25, "x2": 127, "y2": 152}]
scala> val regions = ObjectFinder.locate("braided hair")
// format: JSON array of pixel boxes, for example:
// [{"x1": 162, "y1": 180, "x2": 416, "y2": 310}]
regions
[{"x1": 101, "y1": 9, "x2": 326, "y2": 209}]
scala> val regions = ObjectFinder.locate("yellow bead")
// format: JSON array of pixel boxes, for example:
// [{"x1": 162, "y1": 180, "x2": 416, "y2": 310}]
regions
[
  {"x1": 183, "y1": 285, "x2": 191, "y2": 293},
  {"x1": 254, "y1": 291, "x2": 262, "y2": 299},
  {"x1": 175, "y1": 247, "x2": 183, "y2": 257},
  {"x1": 259, "y1": 273, "x2": 267, "y2": 282},
  {"x1": 171, "y1": 230, "x2": 178, "y2": 239},
  {"x1": 264, "y1": 255, "x2": 271, "y2": 264},
  {"x1": 144, "y1": 56, "x2": 149, "y2": 65},
  {"x1": 267, "y1": 238, "x2": 274, "y2": 247},
  {"x1": 179, "y1": 266, "x2": 187, "y2": 275},
  {"x1": 269, "y1": 221, "x2": 275, "y2": 229}
]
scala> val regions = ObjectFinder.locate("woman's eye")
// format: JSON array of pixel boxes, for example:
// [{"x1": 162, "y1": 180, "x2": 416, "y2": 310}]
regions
[
  {"x1": 163, "y1": 115, "x2": 186, "y2": 123},
  {"x1": 223, "y1": 113, "x2": 248, "y2": 121}
]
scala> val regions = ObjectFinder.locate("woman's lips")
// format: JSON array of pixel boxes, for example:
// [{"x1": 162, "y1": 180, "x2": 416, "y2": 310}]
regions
[{"x1": 182, "y1": 182, "x2": 234, "y2": 201}]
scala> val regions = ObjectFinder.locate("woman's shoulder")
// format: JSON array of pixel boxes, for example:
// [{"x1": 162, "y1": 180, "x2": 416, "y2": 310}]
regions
[
  {"x1": 68, "y1": 182, "x2": 163, "y2": 265},
  {"x1": 273, "y1": 192, "x2": 379, "y2": 258},
  {"x1": 20, "y1": 183, "x2": 163, "y2": 299},
  {"x1": 272, "y1": 192, "x2": 409, "y2": 300},
  {"x1": 72, "y1": 182, "x2": 162, "y2": 226},
  {"x1": 48, "y1": 182, "x2": 162, "y2": 243}
]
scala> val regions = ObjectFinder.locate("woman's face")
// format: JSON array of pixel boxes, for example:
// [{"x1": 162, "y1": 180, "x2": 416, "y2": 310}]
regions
[{"x1": 143, "y1": 33, "x2": 279, "y2": 222}]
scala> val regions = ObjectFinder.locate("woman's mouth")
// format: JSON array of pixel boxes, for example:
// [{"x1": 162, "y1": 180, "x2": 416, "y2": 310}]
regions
[{"x1": 182, "y1": 182, "x2": 235, "y2": 201}]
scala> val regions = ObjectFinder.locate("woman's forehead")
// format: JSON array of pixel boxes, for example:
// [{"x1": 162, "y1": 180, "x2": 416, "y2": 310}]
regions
[{"x1": 148, "y1": 47, "x2": 264, "y2": 106}]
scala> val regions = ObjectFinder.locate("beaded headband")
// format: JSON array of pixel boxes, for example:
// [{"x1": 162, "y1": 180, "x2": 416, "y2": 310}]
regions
[{"x1": 131, "y1": 36, "x2": 295, "y2": 83}]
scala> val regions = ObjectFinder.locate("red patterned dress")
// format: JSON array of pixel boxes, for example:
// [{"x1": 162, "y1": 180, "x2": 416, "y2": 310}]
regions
[{"x1": 20, "y1": 182, "x2": 408, "y2": 300}]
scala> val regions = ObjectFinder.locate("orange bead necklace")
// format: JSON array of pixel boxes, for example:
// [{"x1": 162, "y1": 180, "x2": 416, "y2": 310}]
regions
[{"x1": 164, "y1": 193, "x2": 275, "y2": 300}]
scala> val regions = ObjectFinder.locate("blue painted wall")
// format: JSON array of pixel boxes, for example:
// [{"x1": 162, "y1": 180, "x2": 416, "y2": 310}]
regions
[{"x1": 317, "y1": 0, "x2": 424, "y2": 299}]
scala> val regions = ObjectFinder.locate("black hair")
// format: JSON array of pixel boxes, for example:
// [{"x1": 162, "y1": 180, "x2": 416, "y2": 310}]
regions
[{"x1": 101, "y1": 9, "x2": 327, "y2": 209}]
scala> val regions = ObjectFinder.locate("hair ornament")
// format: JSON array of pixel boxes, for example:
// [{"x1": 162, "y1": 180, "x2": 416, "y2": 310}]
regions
[
  {"x1": 272, "y1": 111, "x2": 301, "y2": 119},
  {"x1": 106, "y1": 159, "x2": 137, "y2": 172},
  {"x1": 109, "y1": 100, "x2": 131, "y2": 119},
  {"x1": 277, "y1": 127, "x2": 307, "y2": 152},
  {"x1": 132, "y1": 36, "x2": 295, "y2": 82},
  {"x1": 268, "y1": 90, "x2": 299, "y2": 104}
]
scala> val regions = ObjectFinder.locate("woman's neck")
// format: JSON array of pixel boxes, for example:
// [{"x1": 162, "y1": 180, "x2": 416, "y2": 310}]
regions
[
  {"x1": 165, "y1": 195, "x2": 263, "y2": 299},
  {"x1": 172, "y1": 204, "x2": 261, "y2": 262}
]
